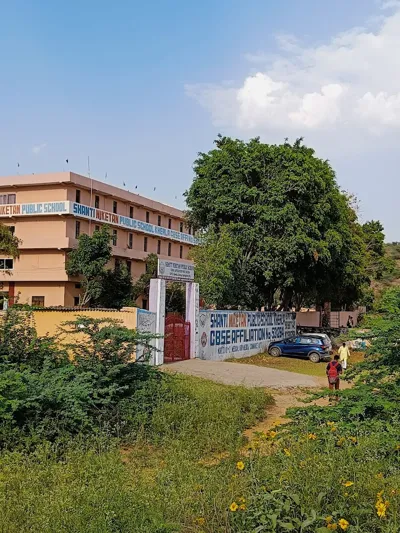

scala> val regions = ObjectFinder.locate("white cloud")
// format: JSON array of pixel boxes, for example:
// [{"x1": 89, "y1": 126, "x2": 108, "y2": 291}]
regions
[
  {"x1": 32, "y1": 143, "x2": 47, "y2": 155},
  {"x1": 185, "y1": 7, "x2": 400, "y2": 135}
]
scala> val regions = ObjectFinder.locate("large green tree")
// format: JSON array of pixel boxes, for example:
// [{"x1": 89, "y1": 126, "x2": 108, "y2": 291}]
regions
[{"x1": 185, "y1": 136, "x2": 372, "y2": 310}]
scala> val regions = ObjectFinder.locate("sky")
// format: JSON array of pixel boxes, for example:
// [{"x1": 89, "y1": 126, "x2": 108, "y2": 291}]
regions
[{"x1": 1, "y1": 0, "x2": 400, "y2": 239}]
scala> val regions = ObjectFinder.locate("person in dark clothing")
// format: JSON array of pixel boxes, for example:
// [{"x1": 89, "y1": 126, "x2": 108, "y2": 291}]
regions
[{"x1": 326, "y1": 354, "x2": 343, "y2": 392}]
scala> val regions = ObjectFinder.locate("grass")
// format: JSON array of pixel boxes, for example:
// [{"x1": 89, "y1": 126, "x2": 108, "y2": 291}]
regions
[
  {"x1": 230, "y1": 351, "x2": 366, "y2": 377},
  {"x1": 1, "y1": 361, "x2": 399, "y2": 532},
  {"x1": 0, "y1": 374, "x2": 271, "y2": 533}
]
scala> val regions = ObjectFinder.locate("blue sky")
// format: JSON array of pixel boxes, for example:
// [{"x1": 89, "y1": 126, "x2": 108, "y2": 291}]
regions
[{"x1": 1, "y1": 0, "x2": 399, "y2": 239}]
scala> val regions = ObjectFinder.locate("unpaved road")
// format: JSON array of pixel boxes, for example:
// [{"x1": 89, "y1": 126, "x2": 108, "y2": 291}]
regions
[{"x1": 163, "y1": 359, "x2": 320, "y2": 389}]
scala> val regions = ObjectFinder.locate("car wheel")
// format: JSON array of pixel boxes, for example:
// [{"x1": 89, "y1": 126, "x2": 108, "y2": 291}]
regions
[
  {"x1": 309, "y1": 352, "x2": 320, "y2": 363},
  {"x1": 269, "y1": 347, "x2": 281, "y2": 357}
]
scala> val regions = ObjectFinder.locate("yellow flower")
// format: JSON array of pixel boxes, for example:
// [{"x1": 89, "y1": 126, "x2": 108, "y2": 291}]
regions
[
  {"x1": 236, "y1": 461, "x2": 245, "y2": 471},
  {"x1": 336, "y1": 437, "x2": 346, "y2": 447},
  {"x1": 396, "y1": 444, "x2": 400, "y2": 450},
  {"x1": 239, "y1": 497, "x2": 246, "y2": 503},
  {"x1": 376, "y1": 501, "x2": 388, "y2": 518},
  {"x1": 376, "y1": 473, "x2": 384, "y2": 480},
  {"x1": 284, "y1": 448, "x2": 291, "y2": 457},
  {"x1": 196, "y1": 517, "x2": 205, "y2": 526},
  {"x1": 269, "y1": 430, "x2": 277, "y2": 439},
  {"x1": 239, "y1": 504, "x2": 246, "y2": 511},
  {"x1": 229, "y1": 502, "x2": 239, "y2": 512},
  {"x1": 327, "y1": 524, "x2": 338, "y2": 531},
  {"x1": 327, "y1": 421, "x2": 335, "y2": 426},
  {"x1": 330, "y1": 426, "x2": 337, "y2": 432},
  {"x1": 325, "y1": 516, "x2": 333, "y2": 523},
  {"x1": 308, "y1": 433, "x2": 317, "y2": 440},
  {"x1": 349, "y1": 436, "x2": 357, "y2": 444},
  {"x1": 343, "y1": 481, "x2": 354, "y2": 487},
  {"x1": 338, "y1": 518, "x2": 349, "y2": 530}
]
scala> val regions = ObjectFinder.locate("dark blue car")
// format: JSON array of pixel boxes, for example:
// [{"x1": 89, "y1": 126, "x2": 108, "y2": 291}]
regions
[{"x1": 268, "y1": 335, "x2": 330, "y2": 363}]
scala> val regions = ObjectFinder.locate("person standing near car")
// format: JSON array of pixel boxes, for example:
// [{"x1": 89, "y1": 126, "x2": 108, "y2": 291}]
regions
[
  {"x1": 326, "y1": 354, "x2": 343, "y2": 395},
  {"x1": 338, "y1": 342, "x2": 350, "y2": 370}
]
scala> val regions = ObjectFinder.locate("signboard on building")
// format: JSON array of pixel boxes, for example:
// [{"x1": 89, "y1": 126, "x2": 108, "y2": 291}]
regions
[
  {"x1": 0, "y1": 201, "x2": 198, "y2": 245},
  {"x1": 198, "y1": 310, "x2": 296, "y2": 361},
  {"x1": 157, "y1": 259, "x2": 195, "y2": 282}
]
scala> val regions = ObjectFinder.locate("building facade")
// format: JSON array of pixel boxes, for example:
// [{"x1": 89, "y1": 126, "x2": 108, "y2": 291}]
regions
[{"x1": 0, "y1": 172, "x2": 196, "y2": 308}]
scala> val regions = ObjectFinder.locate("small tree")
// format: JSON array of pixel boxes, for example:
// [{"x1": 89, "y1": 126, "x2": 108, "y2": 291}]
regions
[
  {"x1": 97, "y1": 261, "x2": 133, "y2": 309},
  {"x1": 66, "y1": 225, "x2": 112, "y2": 306},
  {"x1": 132, "y1": 253, "x2": 158, "y2": 302},
  {"x1": 0, "y1": 225, "x2": 21, "y2": 273}
]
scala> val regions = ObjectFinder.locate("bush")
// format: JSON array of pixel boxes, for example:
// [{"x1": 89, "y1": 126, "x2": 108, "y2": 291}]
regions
[{"x1": 0, "y1": 309, "x2": 164, "y2": 447}]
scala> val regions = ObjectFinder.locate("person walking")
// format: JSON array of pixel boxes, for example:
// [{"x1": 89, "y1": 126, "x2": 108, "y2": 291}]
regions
[
  {"x1": 326, "y1": 354, "x2": 343, "y2": 399},
  {"x1": 338, "y1": 342, "x2": 350, "y2": 370}
]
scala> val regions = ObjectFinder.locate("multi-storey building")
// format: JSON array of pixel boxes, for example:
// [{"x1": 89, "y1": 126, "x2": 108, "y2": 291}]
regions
[{"x1": 0, "y1": 172, "x2": 196, "y2": 308}]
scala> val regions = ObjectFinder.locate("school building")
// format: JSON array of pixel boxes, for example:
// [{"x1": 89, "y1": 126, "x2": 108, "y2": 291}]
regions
[{"x1": 0, "y1": 172, "x2": 196, "y2": 308}]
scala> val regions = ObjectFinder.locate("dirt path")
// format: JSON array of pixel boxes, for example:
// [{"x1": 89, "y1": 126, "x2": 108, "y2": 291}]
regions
[{"x1": 163, "y1": 359, "x2": 320, "y2": 389}]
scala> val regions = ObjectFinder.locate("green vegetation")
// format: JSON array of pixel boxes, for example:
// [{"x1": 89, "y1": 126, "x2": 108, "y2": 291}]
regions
[
  {"x1": 224, "y1": 287, "x2": 400, "y2": 532},
  {"x1": 66, "y1": 225, "x2": 134, "y2": 308},
  {"x1": 186, "y1": 136, "x2": 388, "y2": 310},
  {"x1": 0, "y1": 223, "x2": 20, "y2": 259},
  {"x1": 0, "y1": 377, "x2": 269, "y2": 533},
  {"x1": 0, "y1": 307, "x2": 269, "y2": 532}
]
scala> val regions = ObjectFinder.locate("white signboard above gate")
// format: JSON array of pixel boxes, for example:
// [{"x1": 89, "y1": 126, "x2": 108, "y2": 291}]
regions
[{"x1": 157, "y1": 259, "x2": 195, "y2": 282}]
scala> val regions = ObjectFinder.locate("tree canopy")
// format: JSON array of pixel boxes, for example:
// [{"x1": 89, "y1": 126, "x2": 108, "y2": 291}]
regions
[
  {"x1": 186, "y1": 136, "x2": 384, "y2": 310},
  {"x1": 0, "y1": 225, "x2": 20, "y2": 260}
]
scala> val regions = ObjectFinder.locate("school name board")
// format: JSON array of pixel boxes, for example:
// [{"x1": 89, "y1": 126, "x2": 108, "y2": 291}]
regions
[
  {"x1": 0, "y1": 201, "x2": 198, "y2": 245},
  {"x1": 158, "y1": 259, "x2": 195, "y2": 282},
  {"x1": 198, "y1": 310, "x2": 296, "y2": 361}
]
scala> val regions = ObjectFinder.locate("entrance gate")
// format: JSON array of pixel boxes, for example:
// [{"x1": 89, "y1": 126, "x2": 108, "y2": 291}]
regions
[{"x1": 164, "y1": 313, "x2": 191, "y2": 363}]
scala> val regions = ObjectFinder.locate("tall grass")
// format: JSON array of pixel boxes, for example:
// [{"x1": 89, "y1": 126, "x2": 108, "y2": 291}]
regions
[{"x1": 0, "y1": 375, "x2": 270, "y2": 533}]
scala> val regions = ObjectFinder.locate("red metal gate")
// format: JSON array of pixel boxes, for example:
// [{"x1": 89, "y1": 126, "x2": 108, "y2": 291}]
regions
[{"x1": 164, "y1": 313, "x2": 190, "y2": 363}]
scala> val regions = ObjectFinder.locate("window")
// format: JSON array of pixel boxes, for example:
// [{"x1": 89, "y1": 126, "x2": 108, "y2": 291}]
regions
[
  {"x1": 126, "y1": 260, "x2": 132, "y2": 274},
  {"x1": 74, "y1": 297, "x2": 80, "y2": 306},
  {"x1": 112, "y1": 229, "x2": 118, "y2": 246},
  {"x1": 168, "y1": 243, "x2": 172, "y2": 257},
  {"x1": 0, "y1": 195, "x2": 15, "y2": 205},
  {"x1": 113, "y1": 201, "x2": 118, "y2": 214},
  {"x1": 8, "y1": 226, "x2": 15, "y2": 235},
  {"x1": 7, "y1": 194, "x2": 16, "y2": 204},
  {"x1": 142, "y1": 299, "x2": 148, "y2": 310},
  {"x1": 76, "y1": 190, "x2": 81, "y2": 203},
  {"x1": 0, "y1": 259, "x2": 14, "y2": 270},
  {"x1": 179, "y1": 222, "x2": 184, "y2": 233},
  {"x1": 95, "y1": 195, "x2": 100, "y2": 208},
  {"x1": 144, "y1": 237, "x2": 148, "y2": 252},
  {"x1": 188, "y1": 226, "x2": 192, "y2": 235},
  {"x1": 32, "y1": 296, "x2": 45, "y2": 307},
  {"x1": 146, "y1": 211, "x2": 150, "y2": 223},
  {"x1": 0, "y1": 196, "x2": 6, "y2": 204},
  {"x1": 129, "y1": 206, "x2": 134, "y2": 218},
  {"x1": 95, "y1": 225, "x2": 100, "y2": 232},
  {"x1": 75, "y1": 283, "x2": 81, "y2": 289},
  {"x1": 168, "y1": 218, "x2": 172, "y2": 229},
  {"x1": 180, "y1": 245, "x2": 183, "y2": 259},
  {"x1": 158, "y1": 215, "x2": 162, "y2": 226},
  {"x1": 75, "y1": 221, "x2": 81, "y2": 238},
  {"x1": 128, "y1": 233, "x2": 133, "y2": 249},
  {"x1": 157, "y1": 239, "x2": 161, "y2": 254}
]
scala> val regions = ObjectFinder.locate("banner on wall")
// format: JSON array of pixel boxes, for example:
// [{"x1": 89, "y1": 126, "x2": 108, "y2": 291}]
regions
[
  {"x1": 198, "y1": 310, "x2": 296, "y2": 361},
  {"x1": 0, "y1": 201, "x2": 198, "y2": 245}
]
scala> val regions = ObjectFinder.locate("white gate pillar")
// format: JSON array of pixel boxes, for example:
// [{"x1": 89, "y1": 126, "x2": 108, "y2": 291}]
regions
[
  {"x1": 149, "y1": 278, "x2": 166, "y2": 365},
  {"x1": 186, "y1": 282, "x2": 200, "y2": 359}
]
